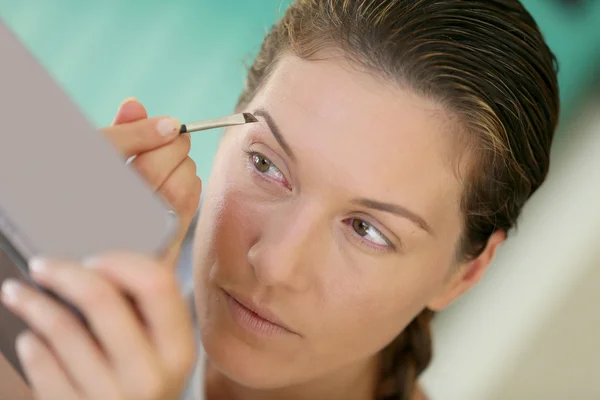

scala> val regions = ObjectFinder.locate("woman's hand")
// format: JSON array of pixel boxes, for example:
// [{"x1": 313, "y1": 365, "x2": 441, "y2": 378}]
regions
[
  {"x1": 102, "y1": 98, "x2": 202, "y2": 267},
  {"x1": 1, "y1": 253, "x2": 197, "y2": 400}
]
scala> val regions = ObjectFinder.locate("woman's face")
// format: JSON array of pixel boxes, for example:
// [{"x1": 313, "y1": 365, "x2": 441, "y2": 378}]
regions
[{"x1": 193, "y1": 53, "x2": 479, "y2": 388}]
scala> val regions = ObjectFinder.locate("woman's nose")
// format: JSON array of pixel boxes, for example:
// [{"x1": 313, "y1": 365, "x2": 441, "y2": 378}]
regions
[{"x1": 246, "y1": 200, "x2": 324, "y2": 291}]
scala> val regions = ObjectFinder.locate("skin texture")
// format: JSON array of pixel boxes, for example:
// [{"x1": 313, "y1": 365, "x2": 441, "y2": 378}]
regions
[{"x1": 194, "y1": 53, "x2": 505, "y2": 400}]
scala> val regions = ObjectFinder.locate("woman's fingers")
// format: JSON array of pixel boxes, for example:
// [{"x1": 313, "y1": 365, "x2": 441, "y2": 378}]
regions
[
  {"x1": 28, "y1": 259, "x2": 167, "y2": 395},
  {"x1": 100, "y1": 115, "x2": 181, "y2": 159},
  {"x1": 101, "y1": 98, "x2": 200, "y2": 268},
  {"x1": 84, "y1": 253, "x2": 196, "y2": 378},
  {"x1": 157, "y1": 156, "x2": 202, "y2": 266},
  {"x1": 0, "y1": 254, "x2": 193, "y2": 400},
  {"x1": 131, "y1": 133, "x2": 192, "y2": 191},
  {"x1": 1, "y1": 279, "x2": 120, "y2": 399},
  {"x1": 15, "y1": 331, "x2": 81, "y2": 400},
  {"x1": 157, "y1": 156, "x2": 200, "y2": 214},
  {"x1": 110, "y1": 97, "x2": 148, "y2": 166}
]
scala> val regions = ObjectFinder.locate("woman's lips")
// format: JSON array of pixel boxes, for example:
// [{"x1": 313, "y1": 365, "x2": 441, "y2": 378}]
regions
[{"x1": 222, "y1": 288, "x2": 299, "y2": 337}]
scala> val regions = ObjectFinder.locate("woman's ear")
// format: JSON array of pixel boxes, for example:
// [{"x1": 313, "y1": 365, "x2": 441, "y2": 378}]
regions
[{"x1": 427, "y1": 229, "x2": 507, "y2": 311}]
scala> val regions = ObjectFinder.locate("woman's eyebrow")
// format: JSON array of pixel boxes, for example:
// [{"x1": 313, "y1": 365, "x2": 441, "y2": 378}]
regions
[
  {"x1": 352, "y1": 198, "x2": 434, "y2": 235},
  {"x1": 252, "y1": 108, "x2": 296, "y2": 162}
]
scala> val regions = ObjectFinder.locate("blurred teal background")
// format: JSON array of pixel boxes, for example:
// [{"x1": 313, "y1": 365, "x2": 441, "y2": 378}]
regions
[{"x1": 1, "y1": 0, "x2": 599, "y2": 181}]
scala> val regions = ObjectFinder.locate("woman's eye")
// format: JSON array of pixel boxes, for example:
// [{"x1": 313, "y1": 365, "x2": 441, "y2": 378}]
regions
[
  {"x1": 252, "y1": 153, "x2": 272, "y2": 173},
  {"x1": 350, "y1": 219, "x2": 391, "y2": 248},
  {"x1": 248, "y1": 152, "x2": 289, "y2": 188}
]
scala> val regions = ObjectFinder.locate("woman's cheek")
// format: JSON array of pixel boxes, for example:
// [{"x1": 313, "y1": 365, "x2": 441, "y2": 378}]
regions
[
  {"x1": 212, "y1": 186, "x2": 275, "y2": 275},
  {"x1": 327, "y1": 267, "x2": 425, "y2": 342},
  {"x1": 308, "y1": 274, "x2": 401, "y2": 360}
]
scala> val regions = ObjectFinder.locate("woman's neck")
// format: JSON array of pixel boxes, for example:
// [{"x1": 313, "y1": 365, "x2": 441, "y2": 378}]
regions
[{"x1": 204, "y1": 355, "x2": 380, "y2": 400}]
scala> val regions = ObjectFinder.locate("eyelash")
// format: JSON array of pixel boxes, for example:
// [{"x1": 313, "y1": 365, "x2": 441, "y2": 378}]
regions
[{"x1": 244, "y1": 149, "x2": 395, "y2": 252}]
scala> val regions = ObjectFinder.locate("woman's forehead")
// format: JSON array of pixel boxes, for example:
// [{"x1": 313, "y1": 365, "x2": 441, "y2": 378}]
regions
[{"x1": 257, "y1": 54, "x2": 456, "y2": 156}]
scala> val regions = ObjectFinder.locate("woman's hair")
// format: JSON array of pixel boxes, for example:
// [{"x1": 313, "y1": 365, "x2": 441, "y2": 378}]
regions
[{"x1": 235, "y1": 0, "x2": 560, "y2": 398}]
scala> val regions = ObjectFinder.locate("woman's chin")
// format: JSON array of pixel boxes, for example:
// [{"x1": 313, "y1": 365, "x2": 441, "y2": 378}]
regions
[{"x1": 200, "y1": 329, "x2": 301, "y2": 389}]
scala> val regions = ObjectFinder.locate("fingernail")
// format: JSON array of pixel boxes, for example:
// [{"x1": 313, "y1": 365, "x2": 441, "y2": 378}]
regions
[
  {"x1": 157, "y1": 118, "x2": 181, "y2": 137},
  {"x1": 1, "y1": 279, "x2": 23, "y2": 304},
  {"x1": 16, "y1": 331, "x2": 37, "y2": 362},
  {"x1": 118, "y1": 96, "x2": 138, "y2": 110},
  {"x1": 28, "y1": 257, "x2": 49, "y2": 275}
]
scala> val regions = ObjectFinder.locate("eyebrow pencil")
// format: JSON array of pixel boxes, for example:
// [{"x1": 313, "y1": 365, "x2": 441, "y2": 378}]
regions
[{"x1": 179, "y1": 112, "x2": 258, "y2": 134}]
